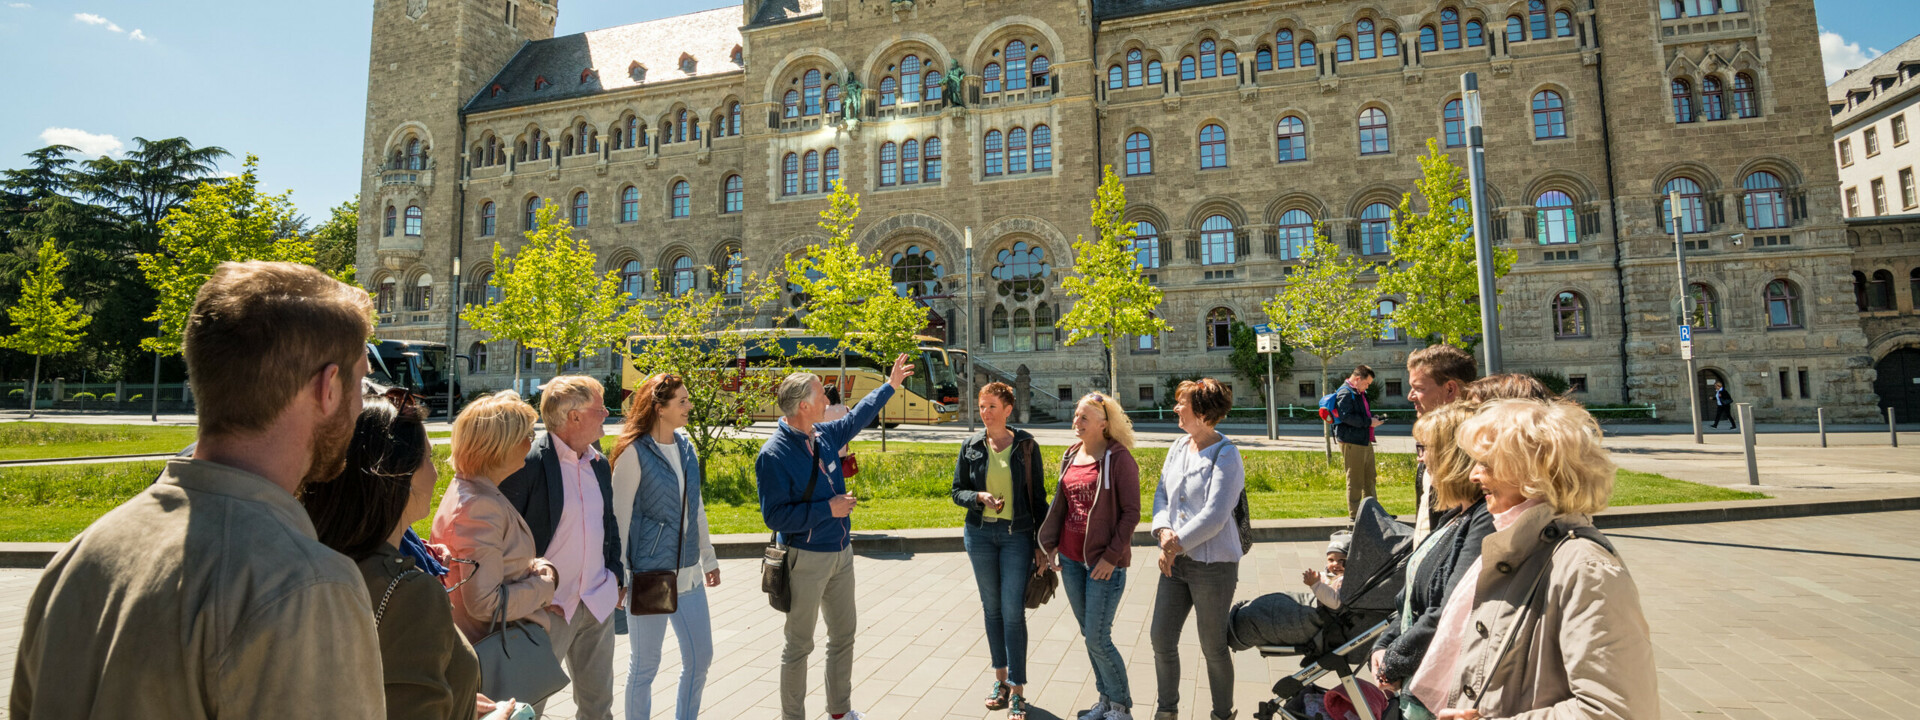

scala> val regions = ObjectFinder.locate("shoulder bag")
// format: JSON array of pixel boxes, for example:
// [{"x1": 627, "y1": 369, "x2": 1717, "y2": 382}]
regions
[
  {"x1": 474, "y1": 584, "x2": 570, "y2": 706},
  {"x1": 762, "y1": 447, "x2": 822, "y2": 613},
  {"x1": 630, "y1": 444, "x2": 688, "y2": 616}
]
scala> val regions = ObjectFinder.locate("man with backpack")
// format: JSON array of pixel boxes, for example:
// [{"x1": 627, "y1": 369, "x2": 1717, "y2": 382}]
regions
[{"x1": 1332, "y1": 365, "x2": 1385, "y2": 520}]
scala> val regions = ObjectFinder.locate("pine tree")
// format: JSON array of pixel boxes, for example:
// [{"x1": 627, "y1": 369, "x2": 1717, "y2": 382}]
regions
[
  {"x1": 465, "y1": 201, "x2": 633, "y2": 384},
  {"x1": 1377, "y1": 139, "x2": 1516, "y2": 352},
  {"x1": 3, "y1": 241, "x2": 91, "y2": 418},
  {"x1": 1056, "y1": 166, "x2": 1171, "y2": 395}
]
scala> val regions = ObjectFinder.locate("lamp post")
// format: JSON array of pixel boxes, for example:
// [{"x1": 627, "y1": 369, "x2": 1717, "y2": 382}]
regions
[
  {"x1": 1670, "y1": 190, "x2": 1705, "y2": 444},
  {"x1": 150, "y1": 318, "x2": 161, "y2": 422},
  {"x1": 964, "y1": 226, "x2": 976, "y2": 432},
  {"x1": 1462, "y1": 72, "x2": 1504, "y2": 374},
  {"x1": 447, "y1": 255, "x2": 461, "y2": 419}
]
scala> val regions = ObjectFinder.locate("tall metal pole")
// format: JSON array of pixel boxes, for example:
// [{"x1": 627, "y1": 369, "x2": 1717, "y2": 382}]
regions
[
  {"x1": 964, "y1": 226, "x2": 976, "y2": 433},
  {"x1": 447, "y1": 256, "x2": 461, "y2": 419},
  {"x1": 1266, "y1": 351, "x2": 1277, "y2": 440},
  {"x1": 1462, "y1": 72, "x2": 1503, "y2": 374},
  {"x1": 1671, "y1": 190, "x2": 1704, "y2": 444},
  {"x1": 150, "y1": 318, "x2": 161, "y2": 423}
]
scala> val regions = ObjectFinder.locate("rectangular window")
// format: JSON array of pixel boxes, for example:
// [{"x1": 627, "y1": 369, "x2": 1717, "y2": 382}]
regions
[
  {"x1": 1139, "y1": 385, "x2": 1154, "y2": 403},
  {"x1": 1778, "y1": 368, "x2": 1790, "y2": 399},
  {"x1": 1901, "y1": 168, "x2": 1917, "y2": 209},
  {"x1": 1872, "y1": 178, "x2": 1888, "y2": 215},
  {"x1": 1797, "y1": 367, "x2": 1811, "y2": 399},
  {"x1": 1846, "y1": 187, "x2": 1860, "y2": 217},
  {"x1": 1057, "y1": 385, "x2": 1073, "y2": 402},
  {"x1": 1896, "y1": 115, "x2": 1911, "y2": 146},
  {"x1": 1298, "y1": 381, "x2": 1317, "y2": 398},
  {"x1": 1866, "y1": 127, "x2": 1881, "y2": 156},
  {"x1": 1839, "y1": 139, "x2": 1853, "y2": 166},
  {"x1": 1384, "y1": 380, "x2": 1402, "y2": 398},
  {"x1": 1568, "y1": 375, "x2": 1589, "y2": 393}
]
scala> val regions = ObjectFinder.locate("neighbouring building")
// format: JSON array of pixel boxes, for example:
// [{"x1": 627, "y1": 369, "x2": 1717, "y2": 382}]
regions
[{"x1": 357, "y1": 0, "x2": 1900, "y2": 422}]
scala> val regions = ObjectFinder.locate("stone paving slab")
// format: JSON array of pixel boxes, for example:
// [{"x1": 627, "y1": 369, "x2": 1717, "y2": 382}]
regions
[{"x1": 3, "y1": 511, "x2": 1919, "y2": 719}]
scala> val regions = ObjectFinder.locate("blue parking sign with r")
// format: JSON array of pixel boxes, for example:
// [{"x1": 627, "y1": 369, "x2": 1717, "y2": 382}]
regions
[{"x1": 1678, "y1": 324, "x2": 1692, "y2": 342}]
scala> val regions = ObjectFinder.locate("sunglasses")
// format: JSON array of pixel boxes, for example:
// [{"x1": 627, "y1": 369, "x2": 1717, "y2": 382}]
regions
[{"x1": 382, "y1": 386, "x2": 419, "y2": 412}]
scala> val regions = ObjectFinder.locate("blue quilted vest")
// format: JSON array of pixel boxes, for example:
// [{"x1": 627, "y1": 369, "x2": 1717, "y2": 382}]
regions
[{"x1": 626, "y1": 430, "x2": 704, "y2": 574}]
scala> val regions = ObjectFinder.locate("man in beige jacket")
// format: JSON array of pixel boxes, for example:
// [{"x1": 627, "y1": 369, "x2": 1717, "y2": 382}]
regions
[{"x1": 11, "y1": 262, "x2": 386, "y2": 719}]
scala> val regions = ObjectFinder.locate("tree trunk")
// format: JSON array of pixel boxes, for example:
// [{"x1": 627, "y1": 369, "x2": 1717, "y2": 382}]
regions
[
  {"x1": 513, "y1": 341, "x2": 523, "y2": 385},
  {"x1": 1320, "y1": 357, "x2": 1332, "y2": 463},
  {"x1": 1107, "y1": 337, "x2": 1118, "y2": 397},
  {"x1": 28, "y1": 354, "x2": 41, "y2": 419}
]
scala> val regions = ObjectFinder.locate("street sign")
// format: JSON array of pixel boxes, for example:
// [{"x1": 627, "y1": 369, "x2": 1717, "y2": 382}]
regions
[
  {"x1": 1254, "y1": 323, "x2": 1273, "y2": 335},
  {"x1": 1257, "y1": 334, "x2": 1283, "y2": 354},
  {"x1": 1680, "y1": 339, "x2": 1694, "y2": 360},
  {"x1": 1678, "y1": 324, "x2": 1693, "y2": 342}
]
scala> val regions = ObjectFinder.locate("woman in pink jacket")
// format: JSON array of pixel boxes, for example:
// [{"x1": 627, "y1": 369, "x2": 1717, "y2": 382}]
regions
[{"x1": 433, "y1": 391, "x2": 558, "y2": 643}]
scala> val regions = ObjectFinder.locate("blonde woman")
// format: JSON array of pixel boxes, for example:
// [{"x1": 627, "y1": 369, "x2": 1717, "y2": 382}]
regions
[
  {"x1": 433, "y1": 391, "x2": 558, "y2": 645},
  {"x1": 1425, "y1": 400, "x2": 1657, "y2": 719},
  {"x1": 1038, "y1": 392, "x2": 1141, "y2": 720}
]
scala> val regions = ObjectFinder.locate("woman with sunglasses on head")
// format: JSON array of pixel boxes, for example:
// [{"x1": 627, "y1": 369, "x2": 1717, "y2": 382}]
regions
[
  {"x1": 609, "y1": 374, "x2": 720, "y2": 720},
  {"x1": 433, "y1": 391, "x2": 558, "y2": 646},
  {"x1": 952, "y1": 382, "x2": 1051, "y2": 719},
  {"x1": 1148, "y1": 378, "x2": 1244, "y2": 720},
  {"x1": 301, "y1": 396, "x2": 493, "y2": 719},
  {"x1": 1038, "y1": 392, "x2": 1142, "y2": 720}
]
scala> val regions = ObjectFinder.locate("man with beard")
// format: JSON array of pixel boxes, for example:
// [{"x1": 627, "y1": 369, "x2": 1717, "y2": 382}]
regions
[
  {"x1": 11, "y1": 262, "x2": 386, "y2": 719},
  {"x1": 1402, "y1": 344, "x2": 1477, "y2": 542}
]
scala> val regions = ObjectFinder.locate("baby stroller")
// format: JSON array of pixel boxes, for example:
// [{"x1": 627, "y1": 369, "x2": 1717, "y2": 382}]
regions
[{"x1": 1227, "y1": 498, "x2": 1413, "y2": 720}]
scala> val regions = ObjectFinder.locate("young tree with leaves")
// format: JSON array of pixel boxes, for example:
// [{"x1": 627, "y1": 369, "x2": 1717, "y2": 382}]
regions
[
  {"x1": 1262, "y1": 226, "x2": 1379, "y2": 457},
  {"x1": 1057, "y1": 166, "x2": 1171, "y2": 395},
  {"x1": 1377, "y1": 139, "x2": 1516, "y2": 352},
  {"x1": 466, "y1": 201, "x2": 634, "y2": 384},
  {"x1": 308, "y1": 197, "x2": 360, "y2": 282},
  {"x1": 3, "y1": 241, "x2": 91, "y2": 418}
]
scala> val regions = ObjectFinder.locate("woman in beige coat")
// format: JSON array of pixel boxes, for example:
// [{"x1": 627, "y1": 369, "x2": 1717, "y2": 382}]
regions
[
  {"x1": 433, "y1": 391, "x2": 558, "y2": 643},
  {"x1": 1421, "y1": 399, "x2": 1658, "y2": 720}
]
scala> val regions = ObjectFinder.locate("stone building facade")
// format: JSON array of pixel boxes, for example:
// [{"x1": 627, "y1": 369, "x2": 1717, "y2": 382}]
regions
[{"x1": 356, "y1": 0, "x2": 1898, "y2": 422}]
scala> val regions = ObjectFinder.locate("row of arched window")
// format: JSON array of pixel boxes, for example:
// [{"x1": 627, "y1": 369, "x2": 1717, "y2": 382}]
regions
[
  {"x1": 471, "y1": 104, "x2": 744, "y2": 168},
  {"x1": 880, "y1": 138, "x2": 942, "y2": 187},
  {"x1": 1660, "y1": 171, "x2": 1791, "y2": 233},
  {"x1": 1660, "y1": 0, "x2": 1746, "y2": 20},
  {"x1": 983, "y1": 40, "x2": 1051, "y2": 94},
  {"x1": 373, "y1": 274, "x2": 435, "y2": 314},
  {"x1": 382, "y1": 204, "x2": 423, "y2": 237},
  {"x1": 1853, "y1": 268, "x2": 1920, "y2": 313},
  {"x1": 388, "y1": 136, "x2": 428, "y2": 171},
  {"x1": 1672, "y1": 74, "x2": 1759, "y2": 123},
  {"x1": 878, "y1": 55, "x2": 946, "y2": 107},
  {"x1": 781, "y1": 149, "x2": 843, "y2": 196},
  {"x1": 476, "y1": 178, "x2": 745, "y2": 235},
  {"x1": 984, "y1": 126, "x2": 1052, "y2": 177}
]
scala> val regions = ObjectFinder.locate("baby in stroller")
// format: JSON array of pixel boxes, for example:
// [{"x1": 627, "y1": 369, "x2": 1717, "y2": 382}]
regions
[{"x1": 1302, "y1": 533, "x2": 1350, "y2": 610}]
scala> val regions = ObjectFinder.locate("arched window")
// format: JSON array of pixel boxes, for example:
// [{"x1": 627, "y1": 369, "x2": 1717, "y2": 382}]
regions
[
  {"x1": 1852, "y1": 271, "x2": 1869, "y2": 312},
  {"x1": 1276, "y1": 30, "x2": 1297, "y2": 68},
  {"x1": 670, "y1": 180, "x2": 690, "y2": 218},
  {"x1": 801, "y1": 69, "x2": 822, "y2": 116},
  {"x1": 1441, "y1": 8, "x2": 1462, "y2": 49},
  {"x1": 1663, "y1": 177, "x2": 1706, "y2": 234},
  {"x1": 1032, "y1": 55, "x2": 1052, "y2": 89},
  {"x1": 991, "y1": 306, "x2": 1010, "y2": 352},
  {"x1": 524, "y1": 197, "x2": 542, "y2": 230},
  {"x1": 901, "y1": 55, "x2": 922, "y2": 104},
  {"x1": 1382, "y1": 30, "x2": 1400, "y2": 56},
  {"x1": 1376, "y1": 299, "x2": 1402, "y2": 342},
  {"x1": 1357, "y1": 20, "x2": 1377, "y2": 60},
  {"x1": 1732, "y1": 73, "x2": 1758, "y2": 118},
  {"x1": 1006, "y1": 41, "x2": 1030, "y2": 90},
  {"x1": 405, "y1": 274, "x2": 433, "y2": 312},
  {"x1": 619, "y1": 260, "x2": 644, "y2": 298},
  {"x1": 1335, "y1": 36, "x2": 1354, "y2": 63},
  {"x1": 1034, "y1": 303, "x2": 1055, "y2": 351},
  {"x1": 405, "y1": 138, "x2": 424, "y2": 170},
  {"x1": 1277, "y1": 209, "x2": 1314, "y2": 260},
  {"x1": 722, "y1": 175, "x2": 743, "y2": 214},
  {"x1": 383, "y1": 205, "x2": 396, "y2": 237},
  {"x1": 1206, "y1": 307, "x2": 1235, "y2": 349},
  {"x1": 1553, "y1": 291, "x2": 1589, "y2": 338},
  {"x1": 802, "y1": 150, "x2": 820, "y2": 194},
  {"x1": 470, "y1": 342, "x2": 488, "y2": 373},
  {"x1": 824, "y1": 148, "x2": 842, "y2": 187},
  {"x1": 1765, "y1": 279, "x2": 1802, "y2": 328},
  {"x1": 1107, "y1": 65, "x2": 1122, "y2": 90},
  {"x1": 1148, "y1": 59, "x2": 1165, "y2": 84},
  {"x1": 626, "y1": 116, "x2": 643, "y2": 148},
  {"x1": 1125, "y1": 132, "x2": 1153, "y2": 175},
  {"x1": 1359, "y1": 108, "x2": 1390, "y2": 155},
  {"x1": 480, "y1": 201, "x2": 496, "y2": 236},
  {"x1": 879, "y1": 141, "x2": 899, "y2": 186},
  {"x1": 1220, "y1": 49, "x2": 1238, "y2": 76},
  {"x1": 377, "y1": 278, "x2": 397, "y2": 314},
  {"x1": 1466, "y1": 19, "x2": 1485, "y2": 46},
  {"x1": 1504, "y1": 15, "x2": 1524, "y2": 43},
  {"x1": 889, "y1": 245, "x2": 943, "y2": 298},
  {"x1": 904, "y1": 140, "x2": 922, "y2": 184},
  {"x1": 1277, "y1": 116, "x2": 1307, "y2": 162},
  {"x1": 1132, "y1": 221, "x2": 1162, "y2": 269},
  {"x1": 1361, "y1": 202, "x2": 1394, "y2": 254},
  {"x1": 1421, "y1": 26, "x2": 1440, "y2": 53},
  {"x1": 1444, "y1": 99, "x2": 1466, "y2": 147},
  {"x1": 984, "y1": 130, "x2": 1005, "y2": 176},
  {"x1": 1672, "y1": 79, "x2": 1696, "y2": 123},
  {"x1": 1032, "y1": 126, "x2": 1052, "y2": 172},
  {"x1": 992, "y1": 241, "x2": 1050, "y2": 302},
  {"x1": 1127, "y1": 49, "x2": 1146, "y2": 85},
  {"x1": 1256, "y1": 47, "x2": 1273, "y2": 71},
  {"x1": 1199, "y1": 124, "x2": 1227, "y2": 169},
  {"x1": 1529, "y1": 0, "x2": 1550, "y2": 40},
  {"x1": 1702, "y1": 77, "x2": 1726, "y2": 121},
  {"x1": 1689, "y1": 282, "x2": 1720, "y2": 330},
  {"x1": 721, "y1": 251, "x2": 744, "y2": 294},
  {"x1": 404, "y1": 205, "x2": 423, "y2": 236},
  {"x1": 1743, "y1": 171, "x2": 1788, "y2": 229},
  {"x1": 984, "y1": 63, "x2": 1002, "y2": 94},
  {"x1": 1533, "y1": 90, "x2": 1567, "y2": 139},
  {"x1": 826, "y1": 83, "x2": 843, "y2": 114},
  {"x1": 924, "y1": 137, "x2": 943, "y2": 182},
  {"x1": 782, "y1": 153, "x2": 799, "y2": 196},
  {"x1": 879, "y1": 76, "x2": 899, "y2": 107},
  {"x1": 1300, "y1": 40, "x2": 1317, "y2": 66},
  {"x1": 1200, "y1": 214, "x2": 1236, "y2": 265},
  {"x1": 1137, "y1": 312, "x2": 1161, "y2": 351},
  {"x1": 729, "y1": 102, "x2": 742, "y2": 135},
  {"x1": 675, "y1": 109, "x2": 689, "y2": 143},
  {"x1": 1199, "y1": 39, "x2": 1218, "y2": 78},
  {"x1": 1554, "y1": 10, "x2": 1574, "y2": 37},
  {"x1": 925, "y1": 69, "x2": 944, "y2": 102},
  {"x1": 1871, "y1": 271, "x2": 1898, "y2": 312},
  {"x1": 1536, "y1": 190, "x2": 1577, "y2": 244},
  {"x1": 1008, "y1": 127, "x2": 1028, "y2": 174},
  {"x1": 620, "y1": 186, "x2": 639, "y2": 222},
  {"x1": 670, "y1": 256, "x2": 696, "y2": 297},
  {"x1": 570, "y1": 191, "x2": 589, "y2": 227},
  {"x1": 1180, "y1": 56, "x2": 1197, "y2": 81},
  {"x1": 1911, "y1": 268, "x2": 1920, "y2": 308}
]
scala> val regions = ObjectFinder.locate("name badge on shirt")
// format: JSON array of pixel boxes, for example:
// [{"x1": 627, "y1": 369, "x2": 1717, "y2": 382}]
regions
[{"x1": 826, "y1": 460, "x2": 837, "y2": 474}]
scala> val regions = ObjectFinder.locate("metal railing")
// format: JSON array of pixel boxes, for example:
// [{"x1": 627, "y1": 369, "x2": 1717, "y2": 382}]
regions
[{"x1": 960, "y1": 354, "x2": 1064, "y2": 420}]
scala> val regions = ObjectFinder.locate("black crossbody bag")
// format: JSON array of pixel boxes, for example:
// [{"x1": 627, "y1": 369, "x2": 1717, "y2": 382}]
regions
[{"x1": 761, "y1": 450, "x2": 822, "y2": 613}]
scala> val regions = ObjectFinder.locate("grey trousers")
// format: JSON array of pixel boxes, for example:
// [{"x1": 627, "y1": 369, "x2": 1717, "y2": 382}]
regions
[
  {"x1": 782, "y1": 546, "x2": 858, "y2": 720},
  {"x1": 537, "y1": 600, "x2": 617, "y2": 720},
  {"x1": 1151, "y1": 555, "x2": 1240, "y2": 718},
  {"x1": 1341, "y1": 441, "x2": 1378, "y2": 519}
]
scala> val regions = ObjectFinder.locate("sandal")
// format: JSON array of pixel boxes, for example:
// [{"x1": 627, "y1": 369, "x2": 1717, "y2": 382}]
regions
[
  {"x1": 1009, "y1": 693, "x2": 1029, "y2": 719},
  {"x1": 985, "y1": 680, "x2": 1010, "y2": 710}
]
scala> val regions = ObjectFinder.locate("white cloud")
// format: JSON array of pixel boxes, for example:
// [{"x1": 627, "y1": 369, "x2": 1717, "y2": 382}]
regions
[
  {"x1": 8, "y1": 3, "x2": 33, "y2": 9},
  {"x1": 73, "y1": 12, "x2": 123, "y2": 33},
  {"x1": 39, "y1": 127, "x2": 123, "y2": 157},
  {"x1": 128, "y1": 28, "x2": 149, "y2": 42},
  {"x1": 1820, "y1": 30, "x2": 1882, "y2": 84}
]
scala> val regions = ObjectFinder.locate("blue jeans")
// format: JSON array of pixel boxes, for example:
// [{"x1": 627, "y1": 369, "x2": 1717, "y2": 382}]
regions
[
  {"x1": 965, "y1": 522, "x2": 1035, "y2": 686},
  {"x1": 626, "y1": 586, "x2": 713, "y2": 720},
  {"x1": 1060, "y1": 556, "x2": 1131, "y2": 708}
]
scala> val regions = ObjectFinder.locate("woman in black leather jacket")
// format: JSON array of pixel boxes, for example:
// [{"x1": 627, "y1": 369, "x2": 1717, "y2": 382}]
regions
[{"x1": 952, "y1": 381, "x2": 1051, "y2": 719}]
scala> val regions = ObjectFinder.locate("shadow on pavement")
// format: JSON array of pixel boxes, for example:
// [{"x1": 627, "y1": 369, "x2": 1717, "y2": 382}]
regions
[{"x1": 1610, "y1": 533, "x2": 1920, "y2": 563}]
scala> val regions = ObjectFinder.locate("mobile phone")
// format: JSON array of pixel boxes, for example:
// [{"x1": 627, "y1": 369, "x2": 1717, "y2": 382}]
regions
[{"x1": 480, "y1": 702, "x2": 535, "y2": 720}]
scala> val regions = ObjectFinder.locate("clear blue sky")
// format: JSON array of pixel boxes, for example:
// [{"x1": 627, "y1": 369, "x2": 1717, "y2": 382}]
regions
[{"x1": 0, "y1": 0, "x2": 1904, "y2": 219}]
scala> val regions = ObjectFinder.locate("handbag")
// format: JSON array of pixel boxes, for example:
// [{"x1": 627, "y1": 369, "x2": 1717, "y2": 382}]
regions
[
  {"x1": 762, "y1": 445, "x2": 822, "y2": 613},
  {"x1": 1023, "y1": 562, "x2": 1058, "y2": 609},
  {"x1": 841, "y1": 452, "x2": 860, "y2": 478},
  {"x1": 474, "y1": 585, "x2": 570, "y2": 706},
  {"x1": 630, "y1": 444, "x2": 689, "y2": 616}
]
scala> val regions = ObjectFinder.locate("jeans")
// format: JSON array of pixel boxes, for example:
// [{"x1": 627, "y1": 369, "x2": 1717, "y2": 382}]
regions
[
  {"x1": 626, "y1": 586, "x2": 713, "y2": 720},
  {"x1": 1151, "y1": 556, "x2": 1240, "y2": 718},
  {"x1": 965, "y1": 522, "x2": 1035, "y2": 686},
  {"x1": 1060, "y1": 556, "x2": 1131, "y2": 708}
]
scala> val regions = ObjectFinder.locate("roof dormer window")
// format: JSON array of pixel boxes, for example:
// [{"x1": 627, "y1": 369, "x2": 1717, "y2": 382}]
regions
[
  {"x1": 731, "y1": 46, "x2": 744, "y2": 66},
  {"x1": 490, "y1": 83, "x2": 504, "y2": 98},
  {"x1": 679, "y1": 53, "x2": 696, "y2": 74},
  {"x1": 534, "y1": 75, "x2": 551, "y2": 91},
  {"x1": 629, "y1": 62, "x2": 647, "y2": 82},
  {"x1": 580, "y1": 68, "x2": 597, "y2": 84}
]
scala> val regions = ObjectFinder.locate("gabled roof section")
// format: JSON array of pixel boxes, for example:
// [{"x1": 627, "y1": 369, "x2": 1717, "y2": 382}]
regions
[
  {"x1": 1828, "y1": 32, "x2": 1920, "y2": 104},
  {"x1": 749, "y1": 0, "x2": 822, "y2": 27},
  {"x1": 465, "y1": 6, "x2": 745, "y2": 114},
  {"x1": 1093, "y1": 0, "x2": 1247, "y2": 22}
]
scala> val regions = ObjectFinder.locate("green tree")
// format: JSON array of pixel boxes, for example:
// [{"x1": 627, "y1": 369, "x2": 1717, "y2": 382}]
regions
[
  {"x1": 1377, "y1": 139, "x2": 1516, "y2": 352},
  {"x1": 1262, "y1": 226, "x2": 1379, "y2": 458},
  {"x1": 1056, "y1": 166, "x2": 1171, "y2": 394},
  {"x1": 1228, "y1": 321, "x2": 1292, "y2": 407},
  {"x1": 309, "y1": 196, "x2": 360, "y2": 281},
  {"x1": 136, "y1": 155, "x2": 329, "y2": 355},
  {"x1": 3, "y1": 241, "x2": 92, "y2": 418},
  {"x1": 465, "y1": 201, "x2": 632, "y2": 383}
]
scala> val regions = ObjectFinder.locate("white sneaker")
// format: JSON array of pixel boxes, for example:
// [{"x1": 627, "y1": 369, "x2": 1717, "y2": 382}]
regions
[
  {"x1": 1102, "y1": 704, "x2": 1134, "y2": 720},
  {"x1": 1078, "y1": 699, "x2": 1110, "y2": 720},
  {"x1": 832, "y1": 712, "x2": 866, "y2": 720}
]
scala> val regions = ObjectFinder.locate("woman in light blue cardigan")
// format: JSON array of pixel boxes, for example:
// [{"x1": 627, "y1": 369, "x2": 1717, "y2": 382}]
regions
[{"x1": 1148, "y1": 378, "x2": 1246, "y2": 720}]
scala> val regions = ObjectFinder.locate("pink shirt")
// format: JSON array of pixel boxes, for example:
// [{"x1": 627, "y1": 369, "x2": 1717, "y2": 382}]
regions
[
  {"x1": 548, "y1": 438, "x2": 620, "y2": 622},
  {"x1": 1408, "y1": 497, "x2": 1545, "y2": 712}
]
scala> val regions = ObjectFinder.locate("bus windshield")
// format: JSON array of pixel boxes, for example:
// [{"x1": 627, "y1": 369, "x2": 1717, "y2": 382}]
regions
[{"x1": 920, "y1": 347, "x2": 958, "y2": 406}]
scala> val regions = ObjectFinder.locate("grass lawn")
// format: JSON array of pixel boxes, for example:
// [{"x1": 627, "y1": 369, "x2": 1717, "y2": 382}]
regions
[
  {"x1": 0, "y1": 441, "x2": 1765, "y2": 542},
  {"x1": 0, "y1": 423, "x2": 198, "y2": 462}
]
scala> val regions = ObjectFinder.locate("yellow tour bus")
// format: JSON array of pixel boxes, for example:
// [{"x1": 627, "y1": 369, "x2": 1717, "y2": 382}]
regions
[{"x1": 620, "y1": 329, "x2": 960, "y2": 427}]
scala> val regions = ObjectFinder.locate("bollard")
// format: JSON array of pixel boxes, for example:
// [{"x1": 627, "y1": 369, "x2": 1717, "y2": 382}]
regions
[
  {"x1": 1817, "y1": 407, "x2": 1827, "y2": 448},
  {"x1": 1892, "y1": 407, "x2": 1900, "y2": 448},
  {"x1": 1738, "y1": 403, "x2": 1759, "y2": 486}
]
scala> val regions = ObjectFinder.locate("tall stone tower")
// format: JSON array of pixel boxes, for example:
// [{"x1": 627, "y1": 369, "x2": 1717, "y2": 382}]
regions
[{"x1": 356, "y1": 0, "x2": 555, "y2": 338}]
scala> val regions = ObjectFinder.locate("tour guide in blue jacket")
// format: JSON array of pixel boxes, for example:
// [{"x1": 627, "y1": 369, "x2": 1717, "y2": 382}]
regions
[{"x1": 756, "y1": 353, "x2": 914, "y2": 720}]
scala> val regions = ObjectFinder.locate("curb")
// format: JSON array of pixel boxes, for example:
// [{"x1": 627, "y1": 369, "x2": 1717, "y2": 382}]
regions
[
  {"x1": 0, "y1": 453, "x2": 175, "y2": 467},
  {"x1": 5, "y1": 495, "x2": 1917, "y2": 569}
]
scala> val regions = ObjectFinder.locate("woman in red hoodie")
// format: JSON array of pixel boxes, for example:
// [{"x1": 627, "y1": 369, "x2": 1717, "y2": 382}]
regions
[{"x1": 1039, "y1": 392, "x2": 1142, "y2": 720}]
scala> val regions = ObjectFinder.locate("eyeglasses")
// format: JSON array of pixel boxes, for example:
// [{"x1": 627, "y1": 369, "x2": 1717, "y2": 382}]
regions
[{"x1": 382, "y1": 386, "x2": 418, "y2": 412}]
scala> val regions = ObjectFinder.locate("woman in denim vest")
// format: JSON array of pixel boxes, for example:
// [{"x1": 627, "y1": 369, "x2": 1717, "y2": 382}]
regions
[
  {"x1": 951, "y1": 382, "x2": 1051, "y2": 719},
  {"x1": 610, "y1": 374, "x2": 720, "y2": 720}
]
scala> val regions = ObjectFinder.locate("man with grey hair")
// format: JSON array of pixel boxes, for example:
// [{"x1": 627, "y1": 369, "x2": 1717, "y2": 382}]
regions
[
  {"x1": 499, "y1": 375, "x2": 622, "y2": 720},
  {"x1": 758, "y1": 354, "x2": 914, "y2": 720}
]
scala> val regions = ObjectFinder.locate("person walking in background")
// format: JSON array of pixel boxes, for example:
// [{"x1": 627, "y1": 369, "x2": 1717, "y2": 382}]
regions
[
  {"x1": 1405, "y1": 345, "x2": 1479, "y2": 542},
  {"x1": 952, "y1": 382, "x2": 1051, "y2": 719},
  {"x1": 498, "y1": 376, "x2": 623, "y2": 720},
  {"x1": 758, "y1": 354, "x2": 915, "y2": 720},
  {"x1": 1149, "y1": 379, "x2": 1244, "y2": 720},
  {"x1": 12, "y1": 262, "x2": 385, "y2": 719},
  {"x1": 1038, "y1": 392, "x2": 1142, "y2": 720},
  {"x1": 303, "y1": 395, "x2": 492, "y2": 720},
  {"x1": 1711, "y1": 380, "x2": 1736, "y2": 429},
  {"x1": 435, "y1": 391, "x2": 558, "y2": 648},
  {"x1": 609, "y1": 374, "x2": 721, "y2": 720},
  {"x1": 1334, "y1": 365, "x2": 1385, "y2": 519}
]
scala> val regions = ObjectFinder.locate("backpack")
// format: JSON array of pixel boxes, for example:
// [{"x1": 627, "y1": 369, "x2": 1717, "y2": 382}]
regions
[{"x1": 1317, "y1": 391, "x2": 1341, "y2": 423}]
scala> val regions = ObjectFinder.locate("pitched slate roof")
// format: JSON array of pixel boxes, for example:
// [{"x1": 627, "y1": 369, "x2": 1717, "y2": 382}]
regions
[
  {"x1": 1826, "y1": 33, "x2": 1920, "y2": 129},
  {"x1": 1093, "y1": 0, "x2": 1244, "y2": 21},
  {"x1": 749, "y1": 0, "x2": 823, "y2": 27},
  {"x1": 465, "y1": 6, "x2": 744, "y2": 114}
]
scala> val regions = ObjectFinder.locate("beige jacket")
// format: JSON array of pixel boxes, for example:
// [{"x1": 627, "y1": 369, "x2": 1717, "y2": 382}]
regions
[
  {"x1": 10, "y1": 459, "x2": 384, "y2": 719},
  {"x1": 432, "y1": 475, "x2": 556, "y2": 642},
  {"x1": 1450, "y1": 504, "x2": 1660, "y2": 720}
]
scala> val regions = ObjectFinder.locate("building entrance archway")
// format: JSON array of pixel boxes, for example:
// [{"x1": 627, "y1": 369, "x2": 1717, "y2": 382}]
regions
[{"x1": 1875, "y1": 348, "x2": 1920, "y2": 421}]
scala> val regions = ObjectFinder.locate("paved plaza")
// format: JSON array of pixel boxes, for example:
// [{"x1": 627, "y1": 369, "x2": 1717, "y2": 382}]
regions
[{"x1": 2, "y1": 510, "x2": 1917, "y2": 719}]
